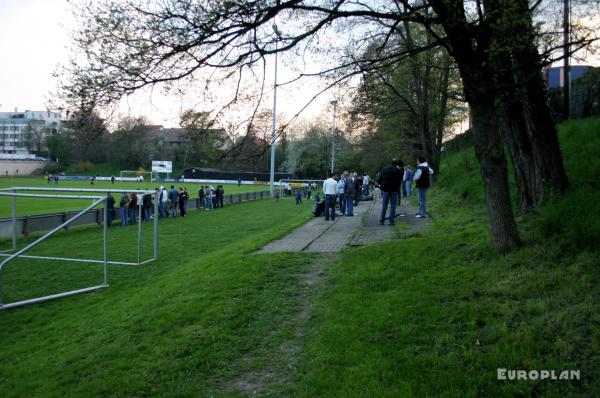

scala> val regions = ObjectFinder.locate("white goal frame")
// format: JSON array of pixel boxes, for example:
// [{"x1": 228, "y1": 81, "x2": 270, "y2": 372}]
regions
[
  {"x1": 119, "y1": 170, "x2": 154, "y2": 182},
  {"x1": 0, "y1": 187, "x2": 159, "y2": 310}
]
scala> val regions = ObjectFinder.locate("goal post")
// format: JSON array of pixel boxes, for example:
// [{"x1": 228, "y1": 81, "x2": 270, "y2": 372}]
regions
[
  {"x1": 0, "y1": 187, "x2": 159, "y2": 310},
  {"x1": 119, "y1": 170, "x2": 154, "y2": 182}
]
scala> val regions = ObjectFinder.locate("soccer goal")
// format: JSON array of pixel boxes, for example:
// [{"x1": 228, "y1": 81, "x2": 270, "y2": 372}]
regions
[
  {"x1": 119, "y1": 170, "x2": 154, "y2": 182},
  {"x1": 0, "y1": 187, "x2": 159, "y2": 310}
]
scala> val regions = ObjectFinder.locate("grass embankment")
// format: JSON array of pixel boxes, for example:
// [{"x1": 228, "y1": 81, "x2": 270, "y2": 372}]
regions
[
  {"x1": 0, "y1": 178, "x2": 268, "y2": 217},
  {"x1": 0, "y1": 198, "x2": 316, "y2": 396},
  {"x1": 0, "y1": 119, "x2": 598, "y2": 397},
  {"x1": 292, "y1": 118, "x2": 600, "y2": 397}
]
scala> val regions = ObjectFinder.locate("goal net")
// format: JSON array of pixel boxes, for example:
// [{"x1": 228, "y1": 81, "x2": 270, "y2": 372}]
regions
[{"x1": 119, "y1": 170, "x2": 154, "y2": 182}]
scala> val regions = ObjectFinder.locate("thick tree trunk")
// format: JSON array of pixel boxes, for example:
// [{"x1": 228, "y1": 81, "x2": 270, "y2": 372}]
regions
[
  {"x1": 496, "y1": 95, "x2": 540, "y2": 210},
  {"x1": 495, "y1": 0, "x2": 569, "y2": 209},
  {"x1": 430, "y1": 0, "x2": 521, "y2": 252},
  {"x1": 519, "y1": 70, "x2": 570, "y2": 198},
  {"x1": 471, "y1": 100, "x2": 522, "y2": 253}
]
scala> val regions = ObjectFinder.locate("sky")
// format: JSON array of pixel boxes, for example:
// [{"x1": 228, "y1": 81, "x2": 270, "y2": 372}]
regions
[
  {"x1": 0, "y1": 0, "x2": 338, "y2": 130},
  {"x1": 0, "y1": 0, "x2": 72, "y2": 114},
  {"x1": 0, "y1": 0, "x2": 597, "y2": 130}
]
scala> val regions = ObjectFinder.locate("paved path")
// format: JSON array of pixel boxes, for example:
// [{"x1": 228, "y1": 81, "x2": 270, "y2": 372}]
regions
[{"x1": 257, "y1": 197, "x2": 429, "y2": 253}]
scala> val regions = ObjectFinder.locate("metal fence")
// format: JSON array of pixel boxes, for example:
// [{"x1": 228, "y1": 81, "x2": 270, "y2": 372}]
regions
[{"x1": 0, "y1": 190, "x2": 271, "y2": 240}]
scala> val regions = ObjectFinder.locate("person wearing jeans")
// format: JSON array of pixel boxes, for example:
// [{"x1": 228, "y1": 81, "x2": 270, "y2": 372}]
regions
[
  {"x1": 119, "y1": 193, "x2": 129, "y2": 226},
  {"x1": 322, "y1": 173, "x2": 338, "y2": 221},
  {"x1": 413, "y1": 156, "x2": 434, "y2": 218},
  {"x1": 381, "y1": 190, "x2": 398, "y2": 223},
  {"x1": 378, "y1": 159, "x2": 404, "y2": 225}
]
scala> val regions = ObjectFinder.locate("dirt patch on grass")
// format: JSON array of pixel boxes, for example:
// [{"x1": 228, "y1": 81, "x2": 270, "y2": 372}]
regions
[{"x1": 224, "y1": 254, "x2": 336, "y2": 396}]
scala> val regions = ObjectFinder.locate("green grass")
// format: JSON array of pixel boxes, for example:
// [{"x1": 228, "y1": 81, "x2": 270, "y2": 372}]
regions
[
  {"x1": 290, "y1": 118, "x2": 600, "y2": 397},
  {"x1": 0, "y1": 177, "x2": 269, "y2": 217},
  {"x1": 0, "y1": 118, "x2": 598, "y2": 396},
  {"x1": 0, "y1": 198, "x2": 316, "y2": 397}
]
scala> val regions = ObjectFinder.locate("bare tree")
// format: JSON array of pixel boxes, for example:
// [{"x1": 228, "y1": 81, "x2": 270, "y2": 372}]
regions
[{"x1": 57, "y1": 0, "x2": 599, "y2": 252}]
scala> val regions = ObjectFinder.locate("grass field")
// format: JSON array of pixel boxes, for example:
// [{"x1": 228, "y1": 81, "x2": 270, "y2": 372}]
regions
[
  {"x1": 0, "y1": 177, "x2": 270, "y2": 217},
  {"x1": 0, "y1": 118, "x2": 598, "y2": 396}
]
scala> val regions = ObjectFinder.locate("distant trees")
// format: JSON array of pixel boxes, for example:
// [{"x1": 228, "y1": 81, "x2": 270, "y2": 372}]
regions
[
  {"x1": 62, "y1": 108, "x2": 109, "y2": 163},
  {"x1": 59, "y1": 0, "x2": 599, "y2": 253},
  {"x1": 23, "y1": 120, "x2": 48, "y2": 156},
  {"x1": 110, "y1": 116, "x2": 153, "y2": 169}
]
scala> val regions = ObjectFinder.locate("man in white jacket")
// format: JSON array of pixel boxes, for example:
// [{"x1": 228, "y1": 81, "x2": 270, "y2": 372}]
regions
[
  {"x1": 322, "y1": 173, "x2": 339, "y2": 221},
  {"x1": 413, "y1": 156, "x2": 434, "y2": 218}
]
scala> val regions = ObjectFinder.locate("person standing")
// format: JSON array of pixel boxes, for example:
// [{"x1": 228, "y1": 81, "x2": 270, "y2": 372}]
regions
[
  {"x1": 337, "y1": 172, "x2": 347, "y2": 215},
  {"x1": 215, "y1": 185, "x2": 224, "y2": 208},
  {"x1": 344, "y1": 172, "x2": 355, "y2": 216},
  {"x1": 129, "y1": 192, "x2": 138, "y2": 224},
  {"x1": 323, "y1": 173, "x2": 338, "y2": 221},
  {"x1": 413, "y1": 156, "x2": 434, "y2": 218},
  {"x1": 295, "y1": 190, "x2": 303, "y2": 204},
  {"x1": 168, "y1": 185, "x2": 179, "y2": 217},
  {"x1": 378, "y1": 159, "x2": 404, "y2": 225},
  {"x1": 106, "y1": 192, "x2": 116, "y2": 226},
  {"x1": 119, "y1": 193, "x2": 129, "y2": 226},
  {"x1": 178, "y1": 187, "x2": 189, "y2": 216},
  {"x1": 362, "y1": 174, "x2": 370, "y2": 195},
  {"x1": 159, "y1": 186, "x2": 168, "y2": 218},
  {"x1": 353, "y1": 172, "x2": 361, "y2": 205},
  {"x1": 202, "y1": 186, "x2": 212, "y2": 210},
  {"x1": 142, "y1": 190, "x2": 152, "y2": 221},
  {"x1": 198, "y1": 186, "x2": 206, "y2": 210},
  {"x1": 403, "y1": 166, "x2": 414, "y2": 197}
]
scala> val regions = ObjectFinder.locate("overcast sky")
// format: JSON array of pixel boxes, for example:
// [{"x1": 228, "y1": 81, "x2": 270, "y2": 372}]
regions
[
  {"x1": 0, "y1": 0, "x2": 72, "y2": 114},
  {"x1": 1, "y1": 0, "x2": 597, "y2": 130}
]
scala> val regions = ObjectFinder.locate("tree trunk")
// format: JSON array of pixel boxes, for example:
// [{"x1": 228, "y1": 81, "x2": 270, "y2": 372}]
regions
[
  {"x1": 471, "y1": 100, "x2": 522, "y2": 253},
  {"x1": 518, "y1": 68, "x2": 570, "y2": 199},
  {"x1": 496, "y1": 95, "x2": 539, "y2": 210},
  {"x1": 495, "y1": 0, "x2": 569, "y2": 209}
]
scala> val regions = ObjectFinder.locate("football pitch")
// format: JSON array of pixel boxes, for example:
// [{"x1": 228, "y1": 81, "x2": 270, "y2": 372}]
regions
[{"x1": 0, "y1": 177, "x2": 269, "y2": 217}]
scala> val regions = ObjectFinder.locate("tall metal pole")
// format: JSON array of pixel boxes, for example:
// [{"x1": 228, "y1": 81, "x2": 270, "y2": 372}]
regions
[
  {"x1": 563, "y1": 0, "x2": 570, "y2": 119},
  {"x1": 270, "y1": 24, "x2": 281, "y2": 198},
  {"x1": 103, "y1": 198, "x2": 108, "y2": 286},
  {"x1": 11, "y1": 189, "x2": 16, "y2": 251},
  {"x1": 330, "y1": 100, "x2": 338, "y2": 174}
]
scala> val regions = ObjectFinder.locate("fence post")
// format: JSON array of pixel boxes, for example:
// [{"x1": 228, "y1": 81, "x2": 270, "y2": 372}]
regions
[
  {"x1": 62, "y1": 212, "x2": 69, "y2": 231},
  {"x1": 22, "y1": 217, "x2": 29, "y2": 240}
]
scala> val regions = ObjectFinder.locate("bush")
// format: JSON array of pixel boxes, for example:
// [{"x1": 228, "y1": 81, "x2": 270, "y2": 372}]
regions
[
  {"x1": 42, "y1": 163, "x2": 67, "y2": 174},
  {"x1": 74, "y1": 161, "x2": 95, "y2": 173}
]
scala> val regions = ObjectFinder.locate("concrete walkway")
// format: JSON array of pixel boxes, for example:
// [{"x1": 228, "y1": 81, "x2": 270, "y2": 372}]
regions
[{"x1": 257, "y1": 197, "x2": 429, "y2": 253}]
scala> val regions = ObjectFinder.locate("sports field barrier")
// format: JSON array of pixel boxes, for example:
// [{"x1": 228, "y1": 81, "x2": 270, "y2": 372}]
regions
[{"x1": 0, "y1": 190, "x2": 271, "y2": 240}]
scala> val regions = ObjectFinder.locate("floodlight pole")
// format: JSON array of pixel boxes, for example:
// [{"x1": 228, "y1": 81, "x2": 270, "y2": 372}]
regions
[
  {"x1": 330, "y1": 100, "x2": 338, "y2": 174},
  {"x1": 563, "y1": 0, "x2": 570, "y2": 119},
  {"x1": 270, "y1": 24, "x2": 281, "y2": 198},
  {"x1": 103, "y1": 197, "x2": 108, "y2": 286},
  {"x1": 11, "y1": 189, "x2": 16, "y2": 251}
]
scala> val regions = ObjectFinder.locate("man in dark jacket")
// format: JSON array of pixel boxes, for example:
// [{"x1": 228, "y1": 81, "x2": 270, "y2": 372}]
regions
[
  {"x1": 378, "y1": 159, "x2": 404, "y2": 225},
  {"x1": 106, "y1": 192, "x2": 116, "y2": 226}
]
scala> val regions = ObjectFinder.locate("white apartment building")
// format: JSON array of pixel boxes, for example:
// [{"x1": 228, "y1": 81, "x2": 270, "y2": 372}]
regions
[{"x1": 0, "y1": 109, "x2": 62, "y2": 158}]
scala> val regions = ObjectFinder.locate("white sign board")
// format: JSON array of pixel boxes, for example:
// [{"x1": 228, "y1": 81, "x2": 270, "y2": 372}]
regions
[{"x1": 152, "y1": 160, "x2": 172, "y2": 173}]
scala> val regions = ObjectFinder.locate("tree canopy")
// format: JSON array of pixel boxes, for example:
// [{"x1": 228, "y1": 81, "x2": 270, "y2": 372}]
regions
[{"x1": 58, "y1": 0, "x2": 599, "y2": 252}]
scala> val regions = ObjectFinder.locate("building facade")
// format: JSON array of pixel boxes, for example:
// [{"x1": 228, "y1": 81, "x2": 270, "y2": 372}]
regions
[{"x1": 0, "y1": 109, "x2": 62, "y2": 158}]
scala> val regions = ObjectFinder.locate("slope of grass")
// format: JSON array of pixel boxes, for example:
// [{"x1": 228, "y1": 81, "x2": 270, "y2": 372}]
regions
[
  {"x1": 0, "y1": 199, "x2": 315, "y2": 397},
  {"x1": 0, "y1": 118, "x2": 598, "y2": 397},
  {"x1": 292, "y1": 117, "x2": 600, "y2": 397}
]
